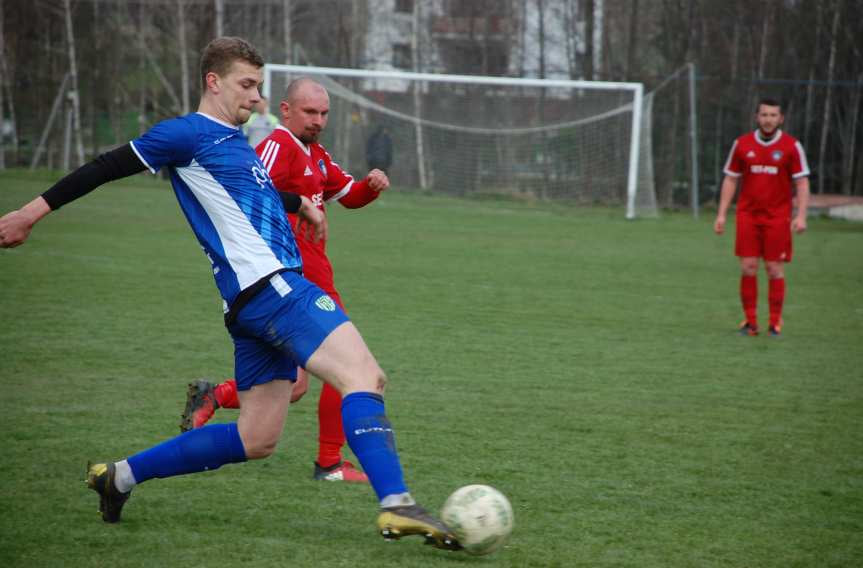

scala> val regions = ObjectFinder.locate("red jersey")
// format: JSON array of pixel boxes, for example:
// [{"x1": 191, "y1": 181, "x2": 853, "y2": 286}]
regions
[
  {"x1": 255, "y1": 125, "x2": 379, "y2": 293},
  {"x1": 723, "y1": 129, "x2": 809, "y2": 217}
]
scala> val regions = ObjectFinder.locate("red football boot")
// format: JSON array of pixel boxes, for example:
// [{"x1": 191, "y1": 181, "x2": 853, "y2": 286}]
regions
[
  {"x1": 179, "y1": 379, "x2": 219, "y2": 432},
  {"x1": 313, "y1": 460, "x2": 369, "y2": 483}
]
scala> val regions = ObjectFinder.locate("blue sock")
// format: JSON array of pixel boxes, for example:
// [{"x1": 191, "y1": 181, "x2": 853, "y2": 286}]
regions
[
  {"x1": 127, "y1": 423, "x2": 247, "y2": 484},
  {"x1": 342, "y1": 392, "x2": 408, "y2": 501}
]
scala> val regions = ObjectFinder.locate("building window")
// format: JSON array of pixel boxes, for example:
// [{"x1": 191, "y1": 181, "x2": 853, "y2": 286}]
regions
[
  {"x1": 395, "y1": 0, "x2": 413, "y2": 13},
  {"x1": 392, "y1": 43, "x2": 412, "y2": 69}
]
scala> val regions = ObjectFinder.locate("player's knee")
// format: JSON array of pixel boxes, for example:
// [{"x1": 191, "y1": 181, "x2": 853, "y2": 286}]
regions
[
  {"x1": 239, "y1": 429, "x2": 282, "y2": 460},
  {"x1": 374, "y1": 368, "x2": 387, "y2": 394},
  {"x1": 243, "y1": 437, "x2": 279, "y2": 460},
  {"x1": 740, "y1": 261, "x2": 758, "y2": 275},
  {"x1": 343, "y1": 364, "x2": 386, "y2": 395}
]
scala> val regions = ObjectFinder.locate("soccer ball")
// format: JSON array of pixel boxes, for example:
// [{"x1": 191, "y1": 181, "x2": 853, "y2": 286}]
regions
[{"x1": 441, "y1": 484, "x2": 514, "y2": 556}]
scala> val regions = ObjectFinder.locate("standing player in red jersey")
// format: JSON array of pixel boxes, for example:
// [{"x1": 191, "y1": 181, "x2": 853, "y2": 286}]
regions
[
  {"x1": 714, "y1": 98, "x2": 810, "y2": 337},
  {"x1": 181, "y1": 77, "x2": 389, "y2": 482}
]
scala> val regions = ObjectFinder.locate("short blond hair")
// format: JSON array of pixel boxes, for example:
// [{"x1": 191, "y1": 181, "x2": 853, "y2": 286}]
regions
[{"x1": 200, "y1": 37, "x2": 264, "y2": 90}]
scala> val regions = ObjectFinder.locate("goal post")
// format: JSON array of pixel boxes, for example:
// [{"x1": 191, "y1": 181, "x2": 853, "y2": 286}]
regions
[{"x1": 263, "y1": 64, "x2": 652, "y2": 218}]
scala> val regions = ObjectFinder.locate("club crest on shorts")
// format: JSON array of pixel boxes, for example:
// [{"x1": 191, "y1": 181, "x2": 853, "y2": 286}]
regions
[
  {"x1": 315, "y1": 295, "x2": 336, "y2": 312},
  {"x1": 771, "y1": 150, "x2": 783, "y2": 161}
]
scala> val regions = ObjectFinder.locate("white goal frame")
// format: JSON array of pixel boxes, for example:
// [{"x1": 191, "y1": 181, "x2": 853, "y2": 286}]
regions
[{"x1": 264, "y1": 64, "x2": 644, "y2": 218}]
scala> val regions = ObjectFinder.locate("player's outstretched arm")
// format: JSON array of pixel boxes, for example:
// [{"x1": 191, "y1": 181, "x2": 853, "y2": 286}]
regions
[{"x1": 0, "y1": 144, "x2": 146, "y2": 248}]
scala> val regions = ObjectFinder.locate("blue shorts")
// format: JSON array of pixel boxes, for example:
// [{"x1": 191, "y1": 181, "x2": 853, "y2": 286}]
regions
[{"x1": 226, "y1": 271, "x2": 350, "y2": 391}]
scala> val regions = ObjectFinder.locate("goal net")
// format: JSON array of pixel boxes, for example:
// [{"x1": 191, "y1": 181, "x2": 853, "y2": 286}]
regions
[{"x1": 263, "y1": 65, "x2": 654, "y2": 218}]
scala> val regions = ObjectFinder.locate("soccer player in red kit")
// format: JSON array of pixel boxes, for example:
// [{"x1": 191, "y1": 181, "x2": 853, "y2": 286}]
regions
[
  {"x1": 714, "y1": 98, "x2": 810, "y2": 336},
  {"x1": 181, "y1": 77, "x2": 389, "y2": 482}
]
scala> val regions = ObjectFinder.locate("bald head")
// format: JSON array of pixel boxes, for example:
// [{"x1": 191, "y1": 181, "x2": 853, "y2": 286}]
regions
[
  {"x1": 280, "y1": 77, "x2": 330, "y2": 144},
  {"x1": 284, "y1": 77, "x2": 328, "y2": 104}
]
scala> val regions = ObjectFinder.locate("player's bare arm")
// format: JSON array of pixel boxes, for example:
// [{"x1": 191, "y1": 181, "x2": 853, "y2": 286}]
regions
[
  {"x1": 366, "y1": 169, "x2": 390, "y2": 192},
  {"x1": 0, "y1": 196, "x2": 52, "y2": 248},
  {"x1": 791, "y1": 176, "x2": 810, "y2": 233},
  {"x1": 714, "y1": 175, "x2": 739, "y2": 235}
]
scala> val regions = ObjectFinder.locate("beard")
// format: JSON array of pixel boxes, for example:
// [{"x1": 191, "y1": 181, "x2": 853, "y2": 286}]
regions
[{"x1": 298, "y1": 128, "x2": 320, "y2": 144}]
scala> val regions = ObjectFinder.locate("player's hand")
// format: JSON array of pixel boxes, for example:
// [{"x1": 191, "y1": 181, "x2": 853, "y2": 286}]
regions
[
  {"x1": 0, "y1": 197, "x2": 52, "y2": 248},
  {"x1": 792, "y1": 215, "x2": 807, "y2": 233},
  {"x1": 295, "y1": 196, "x2": 328, "y2": 243},
  {"x1": 0, "y1": 209, "x2": 37, "y2": 248},
  {"x1": 290, "y1": 370, "x2": 309, "y2": 404},
  {"x1": 366, "y1": 169, "x2": 389, "y2": 192},
  {"x1": 713, "y1": 215, "x2": 726, "y2": 235}
]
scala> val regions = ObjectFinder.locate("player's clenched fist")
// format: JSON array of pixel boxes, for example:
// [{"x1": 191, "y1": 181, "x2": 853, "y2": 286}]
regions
[{"x1": 366, "y1": 169, "x2": 389, "y2": 192}]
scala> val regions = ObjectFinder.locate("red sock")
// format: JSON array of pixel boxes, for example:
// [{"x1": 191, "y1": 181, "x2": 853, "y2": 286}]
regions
[
  {"x1": 214, "y1": 379, "x2": 240, "y2": 409},
  {"x1": 317, "y1": 382, "x2": 345, "y2": 468},
  {"x1": 768, "y1": 278, "x2": 785, "y2": 328},
  {"x1": 740, "y1": 275, "x2": 758, "y2": 327}
]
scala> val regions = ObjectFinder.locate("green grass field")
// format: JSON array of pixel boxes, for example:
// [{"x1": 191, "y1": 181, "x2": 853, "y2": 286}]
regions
[{"x1": 1, "y1": 169, "x2": 862, "y2": 567}]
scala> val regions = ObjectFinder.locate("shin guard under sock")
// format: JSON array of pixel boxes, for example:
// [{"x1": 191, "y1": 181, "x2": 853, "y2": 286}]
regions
[
  {"x1": 127, "y1": 423, "x2": 246, "y2": 483},
  {"x1": 341, "y1": 392, "x2": 408, "y2": 501}
]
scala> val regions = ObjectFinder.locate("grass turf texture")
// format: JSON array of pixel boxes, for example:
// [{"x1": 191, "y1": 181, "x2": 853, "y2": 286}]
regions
[{"x1": 1, "y1": 169, "x2": 862, "y2": 567}]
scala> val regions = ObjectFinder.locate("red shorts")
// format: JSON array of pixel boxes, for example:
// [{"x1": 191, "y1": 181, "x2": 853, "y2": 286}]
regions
[
  {"x1": 735, "y1": 212, "x2": 792, "y2": 262},
  {"x1": 299, "y1": 250, "x2": 345, "y2": 310}
]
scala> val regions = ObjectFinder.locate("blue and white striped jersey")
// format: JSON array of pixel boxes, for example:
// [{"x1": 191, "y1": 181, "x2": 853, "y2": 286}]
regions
[{"x1": 130, "y1": 112, "x2": 302, "y2": 311}]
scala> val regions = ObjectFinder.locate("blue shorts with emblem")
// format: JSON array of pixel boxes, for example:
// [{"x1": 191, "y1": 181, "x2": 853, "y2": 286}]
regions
[{"x1": 226, "y1": 271, "x2": 349, "y2": 391}]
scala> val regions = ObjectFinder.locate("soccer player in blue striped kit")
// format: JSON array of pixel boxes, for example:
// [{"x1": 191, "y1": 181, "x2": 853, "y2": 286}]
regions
[{"x1": 0, "y1": 36, "x2": 458, "y2": 551}]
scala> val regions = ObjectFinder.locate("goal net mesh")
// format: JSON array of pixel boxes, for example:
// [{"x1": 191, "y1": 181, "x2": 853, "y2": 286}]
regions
[{"x1": 265, "y1": 66, "x2": 655, "y2": 215}]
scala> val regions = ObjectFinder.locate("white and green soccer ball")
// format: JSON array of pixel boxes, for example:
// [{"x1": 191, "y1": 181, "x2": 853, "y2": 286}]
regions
[{"x1": 441, "y1": 484, "x2": 514, "y2": 556}]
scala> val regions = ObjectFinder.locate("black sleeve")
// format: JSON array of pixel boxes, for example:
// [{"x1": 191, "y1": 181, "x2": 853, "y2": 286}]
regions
[
  {"x1": 41, "y1": 143, "x2": 147, "y2": 210},
  {"x1": 279, "y1": 191, "x2": 302, "y2": 214}
]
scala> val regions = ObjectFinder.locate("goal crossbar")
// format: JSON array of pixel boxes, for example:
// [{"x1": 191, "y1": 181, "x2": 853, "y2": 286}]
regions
[{"x1": 264, "y1": 64, "x2": 644, "y2": 217}]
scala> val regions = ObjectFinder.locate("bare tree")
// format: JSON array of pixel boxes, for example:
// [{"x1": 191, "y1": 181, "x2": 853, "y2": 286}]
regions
[
  {"x1": 63, "y1": 0, "x2": 85, "y2": 167},
  {"x1": 178, "y1": 0, "x2": 191, "y2": 114},
  {"x1": 818, "y1": 0, "x2": 842, "y2": 194},
  {"x1": 625, "y1": 0, "x2": 639, "y2": 81},
  {"x1": 803, "y1": 1, "x2": 823, "y2": 147},
  {"x1": 412, "y1": 0, "x2": 428, "y2": 189},
  {"x1": 583, "y1": 0, "x2": 595, "y2": 80},
  {"x1": 0, "y1": 0, "x2": 5, "y2": 169},
  {"x1": 215, "y1": 0, "x2": 225, "y2": 36},
  {"x1": 283, "y1": 0, "x2": 292, "y2": 63},
  {"x1": 840, "y1": 73, "x2": 862, "y2": 194}
]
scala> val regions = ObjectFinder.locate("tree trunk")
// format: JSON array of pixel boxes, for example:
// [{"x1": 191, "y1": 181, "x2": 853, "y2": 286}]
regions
[
  {"x1": 840, "y1": 73, "x2": 862, "y2": 195},
  {"x1": 803, "y1": 1, "x2": 823, "y2": 147},
  {"x1": 178, "y1": 0, "x2": 190, "y2": 114},
  {"x1": 283, "y1": 0, "x2": 292, "y2": 63},
  {"x1": 625, "y1": 0, "x2": 639, "y2": 81},
  {"x1": 818, "y1": 0, "x2": 842, "y2": 194},
  {"x1": 63, "y1": 0, "x2": 85, "y2": 167},
  {"x1": 412, "y1": 0, "x2": 427, "y2": 190},
  {"x1": 0, "y1": 0, "x2": 5, "y2": 169},
  {"x1": 583, "y1": 0, "x2": 594, "y2": 80},
  {"x1": 747, "y1": 1, "x2": 773, "y2": 130},
  {"x1": 563, "y1": 0, "x2": 576, "y2": 78},
  {"x1": 215, "y1": 0, "x2": 224, "y2": 37}
]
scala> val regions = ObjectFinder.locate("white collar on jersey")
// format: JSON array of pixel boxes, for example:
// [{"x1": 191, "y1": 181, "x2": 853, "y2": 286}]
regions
[
  {"x1": 754, "y1": 128, "x2": 782, "y2": 146},
  {"x1": 195, "y1": 112, "x2": 240, "y2": 130},
  {"x1": 276, "y1": 125, "x2": 312, "y2": 157}
]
